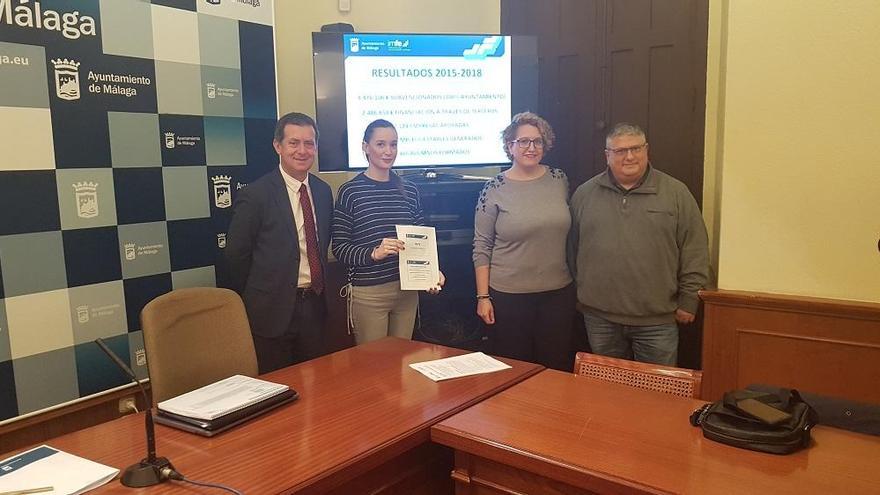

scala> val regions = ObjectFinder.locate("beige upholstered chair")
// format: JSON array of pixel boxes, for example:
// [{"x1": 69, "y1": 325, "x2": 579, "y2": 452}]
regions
[
  {"x1": 141, "y1": 287, "x2": 259, "y2": 406},
  {"x1": 574, "y1": 352, "x2": 702, "y2": 399}
]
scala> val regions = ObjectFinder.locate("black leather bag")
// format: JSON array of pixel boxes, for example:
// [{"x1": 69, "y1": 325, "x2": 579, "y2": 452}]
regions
[{"x1": 690, "y1": 389, "x2": 817, "y2": 454}]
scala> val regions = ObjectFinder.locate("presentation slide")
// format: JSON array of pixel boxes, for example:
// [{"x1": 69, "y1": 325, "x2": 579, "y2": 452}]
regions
[{"x1": 343, "y1": 34, "x2": 512, "y2": 168}]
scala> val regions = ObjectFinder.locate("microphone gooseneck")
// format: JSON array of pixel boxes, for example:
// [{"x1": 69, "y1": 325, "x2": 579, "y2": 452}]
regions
[{"x1": 95, "y1": 338, "x2": 175, "y2": 487}]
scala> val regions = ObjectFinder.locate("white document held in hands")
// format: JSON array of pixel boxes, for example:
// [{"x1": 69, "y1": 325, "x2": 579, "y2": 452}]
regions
[
  {"x1": 0, "y1": 445, "x2": 119, "y2": 494},
  {"x1": 157, "y1": 375, "x2": 289, "y2": 421},
  {"x1": 409, "y1": 352, "x2": 512, "y2": 381},
  {"x1": 396, "y1": 225, "x2": 440, "y2": 291}
]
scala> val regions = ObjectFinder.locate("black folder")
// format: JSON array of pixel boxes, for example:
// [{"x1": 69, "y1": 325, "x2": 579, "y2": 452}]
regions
[{"x1": 155, "y1": 389, "x2": 299, "y2": 437}]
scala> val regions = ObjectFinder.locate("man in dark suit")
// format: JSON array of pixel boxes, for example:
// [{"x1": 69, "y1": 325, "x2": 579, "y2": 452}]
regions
[{"x1": 225, "y1": 112, "x2": 333, "y2": 373}]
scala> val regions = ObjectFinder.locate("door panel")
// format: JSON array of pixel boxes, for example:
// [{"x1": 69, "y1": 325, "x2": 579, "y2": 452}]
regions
[
  {"x1": 605, "y1": 0, "x2": 705, "y2": 203},
  {"x1": 502, "y1": 0, "x2": 601, "y2": 188},
  {"x1": 503, "y1": 0, "x2": 707, "y2": 202}
]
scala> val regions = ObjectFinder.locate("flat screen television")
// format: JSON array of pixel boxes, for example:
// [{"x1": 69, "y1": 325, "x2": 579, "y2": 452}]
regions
[{"x1": 312, "y1": 32, "x2": 539, "y2": 172}]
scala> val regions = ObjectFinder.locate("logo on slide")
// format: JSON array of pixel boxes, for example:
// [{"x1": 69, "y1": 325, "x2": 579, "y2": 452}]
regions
[
  {"x1": 462, "y1": 36, "x2": 503, "y2": 60},
  {"x1": 73, "y1": 182, "x2": 99, "y2": 219},
  {"x1": 349, "y1": 37, "x2": 359, "y2": 53},
  {"x1": 386, "y1": 39, "x2": 410, "y2": 51},
  {"x1": 217, "y1": 232, "x2": 227, "y2": 248},
  {"x1": 206, "y1": 82, "x2": 216, "y2": 99},
  {"x1": 52, "y1": 58, "x2": 81, "y2": 100},
  {"x1": 211, "y1": 175, "x2": 232, "y2": 208},
  {"x1": 164, "y1": 132, "x2": 175, "y2": 149}
]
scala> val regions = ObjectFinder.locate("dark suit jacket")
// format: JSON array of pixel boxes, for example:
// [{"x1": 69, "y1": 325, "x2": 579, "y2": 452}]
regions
[{"x1": 225, "y1": 168, "x2": 333, "y2": 338}]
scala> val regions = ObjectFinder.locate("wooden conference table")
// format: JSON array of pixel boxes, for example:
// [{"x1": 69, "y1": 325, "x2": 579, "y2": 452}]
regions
[
  {"x1": 432, "y1": 369, "x2": 880, "y2": 494},
  {"x1": 35, "y1": 337, "x2": 542, "y2": 494}
]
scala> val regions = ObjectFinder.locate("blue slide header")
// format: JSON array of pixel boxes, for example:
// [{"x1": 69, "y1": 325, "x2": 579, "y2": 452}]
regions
[{"x1": 344, "y1": 34, "x2": 506, "y2": 59}]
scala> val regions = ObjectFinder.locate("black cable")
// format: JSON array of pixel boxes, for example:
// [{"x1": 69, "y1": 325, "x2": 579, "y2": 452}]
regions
[
  {"x1": 162, "y1": 467, "x2": 245, "y2": 495},
  {"x1": 176, "y1": 477, "x2": 245, "y2": 495}
]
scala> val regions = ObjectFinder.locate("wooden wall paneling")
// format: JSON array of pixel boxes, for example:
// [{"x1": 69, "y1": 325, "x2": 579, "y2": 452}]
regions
[
  {"x1": 0, "y1": 385, "x2": 148, "y2": 456},
  {"x1": 701, "y1": 290, "x2": 880, "y2": 402}
]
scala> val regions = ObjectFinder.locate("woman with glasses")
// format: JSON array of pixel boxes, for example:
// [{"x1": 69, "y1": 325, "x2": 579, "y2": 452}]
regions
[
  {"x1": 332, "y1": 119, "x2": 444, "y2": 345},
  {"x1": 472, "y1": 112, "x2": 576, "y2": 370}
]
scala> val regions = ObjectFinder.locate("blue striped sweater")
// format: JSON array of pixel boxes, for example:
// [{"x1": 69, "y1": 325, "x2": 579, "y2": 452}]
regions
[{"x1": 331, "y1": 173, "x2": 425, "y2": 286}]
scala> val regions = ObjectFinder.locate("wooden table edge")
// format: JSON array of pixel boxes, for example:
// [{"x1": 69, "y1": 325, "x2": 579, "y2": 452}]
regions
[
  {"x1": 431, "y1": 403, "x2": 673, "y2": 494},
  {"x1": 288, "y1": 360, "x2": 544, "y2": 494}
]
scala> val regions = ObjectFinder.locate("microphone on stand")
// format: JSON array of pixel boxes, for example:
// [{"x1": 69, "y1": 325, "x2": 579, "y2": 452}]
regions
[{"x1": 95, "y1": 338, "x2": 175, "y2": 487}]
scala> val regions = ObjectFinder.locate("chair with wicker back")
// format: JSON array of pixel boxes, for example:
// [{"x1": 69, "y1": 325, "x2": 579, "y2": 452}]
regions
[
  {"x1": 573, "y1": 351, "x2": 703, "y2": 399},
  {"x1": 141, "y1": 287, "x2": 259, "y2": 406}
]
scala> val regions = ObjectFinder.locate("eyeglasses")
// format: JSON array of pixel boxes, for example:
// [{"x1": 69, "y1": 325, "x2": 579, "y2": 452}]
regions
[
  {"x1": 605, "y1": 143, "x2": 647, "y2": 157},
  {"x1": 510, "y1": 138, "x2": 545, "y2": 149}
]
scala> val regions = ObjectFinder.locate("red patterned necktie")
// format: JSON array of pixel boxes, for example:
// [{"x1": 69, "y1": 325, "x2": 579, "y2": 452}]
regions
[{"x1": 298, "y1": 183, "x2": 324, "y2": 294}]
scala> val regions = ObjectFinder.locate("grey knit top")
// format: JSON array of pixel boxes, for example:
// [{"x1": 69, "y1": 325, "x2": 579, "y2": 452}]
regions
[{"x1": 472, "y1": 166, "x2": 572, "y2": 293}]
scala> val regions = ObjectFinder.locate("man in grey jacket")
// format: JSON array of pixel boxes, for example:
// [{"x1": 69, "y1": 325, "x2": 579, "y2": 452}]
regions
[{"x1": 570, "y1": 123, "x2": 709, "y2": 365}]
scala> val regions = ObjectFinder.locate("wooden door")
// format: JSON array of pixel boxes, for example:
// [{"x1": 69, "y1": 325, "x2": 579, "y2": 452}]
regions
[
  {"x1": 603, "y1": 0, "x2": 707, "y2": 204},
  {"x1": 502, "y1": 0, "x2": 708, "y2": 202},
  {"x1": 502, "y1": 0, "x2": 603, "y2": 189}
]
